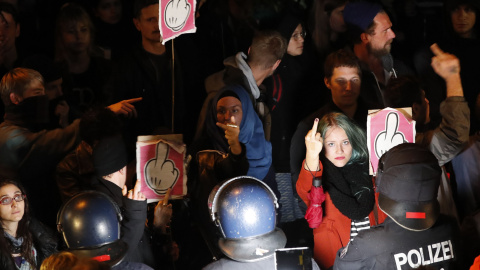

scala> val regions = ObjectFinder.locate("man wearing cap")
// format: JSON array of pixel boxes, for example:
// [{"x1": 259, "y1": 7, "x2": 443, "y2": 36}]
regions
[
  {"x1": 333, "y1": 143, "x2": 462, "y2": 270},
  {"x1": 91, "y1": 135, "x2": 175, "y2": 269},
  {"x1": 343, "y1": 1, "x2": 411, "y2": 108}
]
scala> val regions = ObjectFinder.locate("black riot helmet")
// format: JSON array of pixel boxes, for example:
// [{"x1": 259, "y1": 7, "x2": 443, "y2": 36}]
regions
[{"x1": 57, "y1": 191, "x2": 127, "y2": 266}]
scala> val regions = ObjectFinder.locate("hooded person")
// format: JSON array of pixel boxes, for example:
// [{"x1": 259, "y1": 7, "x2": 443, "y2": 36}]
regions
[
  {"x1": 333, "y1": 143, "x2": 462, "y2": 270},
  {"x1": 206, "y1": 85, "x2": 277, "y2": 195}
]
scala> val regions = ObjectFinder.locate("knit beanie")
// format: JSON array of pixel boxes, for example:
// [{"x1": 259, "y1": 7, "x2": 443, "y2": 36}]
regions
[
  {"x1": 343, "y1": 1, "x2": 382, "y2": 32},
  {"x1": 93, "y1": 135, "x2": 127, "y2": 177}
]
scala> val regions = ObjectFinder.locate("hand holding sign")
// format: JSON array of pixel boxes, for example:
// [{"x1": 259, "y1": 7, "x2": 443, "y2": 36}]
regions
[
  {"x1": 375, "y1": 112, "x2": 406, "y2": 158},
  {"x1": 165, "y1": 0, "x2": 191, "y2": 32},
  {"x1": 145, "y1": 142, "x2": 179, "y2": 193}
]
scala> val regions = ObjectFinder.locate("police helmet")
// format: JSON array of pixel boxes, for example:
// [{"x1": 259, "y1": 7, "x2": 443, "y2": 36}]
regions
[
  {"x1": 209, "y1": 176, "x2": 287, "y2": 262},
  {"x1": 57, "y1": 191, "x2": 128, "y2": 266}
]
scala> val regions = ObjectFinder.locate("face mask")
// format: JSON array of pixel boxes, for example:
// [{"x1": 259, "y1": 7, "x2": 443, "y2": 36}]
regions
[{"x1": 5, "y1": 95, "x2": 50, "y2": 131}]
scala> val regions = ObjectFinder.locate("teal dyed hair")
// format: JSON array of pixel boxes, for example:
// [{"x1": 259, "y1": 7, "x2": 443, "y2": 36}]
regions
[{"x1": 317, "y1": 112, "x2": 368, "y2": 165}]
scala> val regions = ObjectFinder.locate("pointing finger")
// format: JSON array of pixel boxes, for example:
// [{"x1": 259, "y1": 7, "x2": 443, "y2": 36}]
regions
[{"x1": 124, "y1": 97, "x2": 143, "y2": 104}]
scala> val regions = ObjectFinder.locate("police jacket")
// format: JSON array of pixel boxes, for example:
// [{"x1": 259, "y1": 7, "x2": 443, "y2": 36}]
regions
[{"x1": 333, "y1": 215, "x2": 461, "y2": 270}]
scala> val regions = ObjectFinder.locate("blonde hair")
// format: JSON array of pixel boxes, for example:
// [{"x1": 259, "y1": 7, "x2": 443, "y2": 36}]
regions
[
  {"x1": 54, "y1": 3, "x2": 95, "y2": 63},
  {"x1": 0, "y1": 68, "x2": 44, "y2": 106}
]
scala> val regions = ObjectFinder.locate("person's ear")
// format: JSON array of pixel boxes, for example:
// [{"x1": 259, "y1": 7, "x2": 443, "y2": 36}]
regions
[
  {"x1": 15, "y1": 23, "x2": 20, "y2": 38},
  {"x1": 133, "y1": 18, "x2": 141, "y2": 31},
  {"x1": 324, "y1": 77, "x2": 331, "y2": 89},
  {"x1": 360, "y1": 32, "x2": 369, "y2": 44},
  {"x1": 9, "y1": 93, "x2": 21, "y2": 105},
  {"x1": 272, "y1": 59, "x2": 281, "y2": 71},
  {"x1": 247, "y1": 47, "x2": 251, "y2": 55}
]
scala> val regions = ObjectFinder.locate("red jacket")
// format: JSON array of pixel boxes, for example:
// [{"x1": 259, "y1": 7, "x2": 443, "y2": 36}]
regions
[{"x1": 296, "y1": 160, "x2": 387, "y2": 270}]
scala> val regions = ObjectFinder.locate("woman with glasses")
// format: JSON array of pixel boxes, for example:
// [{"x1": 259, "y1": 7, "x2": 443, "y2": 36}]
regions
[
  {"x1": 263, "y1": 8, "x2": 320, "y2": 227},
  {"x1": 0, "y1": 179, "x2": 57, "y2": 270}
]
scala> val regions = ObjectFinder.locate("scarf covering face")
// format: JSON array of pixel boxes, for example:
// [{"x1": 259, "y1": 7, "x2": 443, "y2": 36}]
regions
[
  {"x1": 206, "y1": 85, "x2": 272, "y2": 180},
  {"x1": 4, "y1": 95, "x2": 50, "y2": 132},
  {"x1": 321, "y1": 156, "x2": 375, "y2": 220}
]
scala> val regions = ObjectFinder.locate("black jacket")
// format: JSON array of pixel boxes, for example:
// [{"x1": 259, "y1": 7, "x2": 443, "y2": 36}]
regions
[
  {"x1": 333, "y1": 215, "x2": 461, "y2": 270},
  {"x1": 91, "y1": 177, "x2": 159, "y2": 269},
  {"x1": 186, "y1": 140, "x2": 249, "y2": 260},
  {"x1": 110, "y1": 44, "x2": 185, "y2": 148},
  {"x1": 0, "y1": 218, "x2": 58, "y2": 270}
]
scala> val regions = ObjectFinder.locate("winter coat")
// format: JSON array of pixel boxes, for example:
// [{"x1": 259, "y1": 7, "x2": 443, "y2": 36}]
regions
[{"x1": 296, "y1": 161, "x2": 387, "y2": 269}]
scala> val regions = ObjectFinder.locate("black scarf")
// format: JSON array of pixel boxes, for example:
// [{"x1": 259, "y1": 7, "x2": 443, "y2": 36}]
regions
[{"x1": 321, "y1": 156, "x2": 375, "y2": 220}]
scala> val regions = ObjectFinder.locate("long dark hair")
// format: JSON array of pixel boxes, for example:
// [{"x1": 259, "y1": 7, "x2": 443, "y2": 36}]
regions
[{"x1": 0, "y1": 179, "x2": 36, "y2": 268}]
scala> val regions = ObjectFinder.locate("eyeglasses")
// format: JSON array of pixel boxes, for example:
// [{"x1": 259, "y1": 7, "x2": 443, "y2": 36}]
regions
[
  {"x1": 292, "y1": 31, "x2": 306, "y2": 41},
  {"x1": 0, "y1": 194, "x2": 26, "y2": 205}
]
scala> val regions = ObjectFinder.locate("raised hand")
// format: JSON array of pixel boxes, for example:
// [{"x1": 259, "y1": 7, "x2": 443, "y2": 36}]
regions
[
  {"x1": 123, "y1": 179, "x2": 146, "y2": 201},
  {"x1": 164, "y1": 0, "x2": 191, "y2": 32},
  {"x1": 374, "y1": 112, "x2": 406, "y2": 158},
  {"x1": 153, "y1": 188, "x2": 173, "y2": 229},
  {"x1": 107, "y1": 97, "x2": 142, "y2": 118},
  {"x1": 216, "y1": 116, "x2": 242, "y2": 155},
  {"x1": 304, "y1": 118, "x2": 323, "y2": 171},
  {"x1": 430, "y1": 43, "x2": 460, "y2": 80}
]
